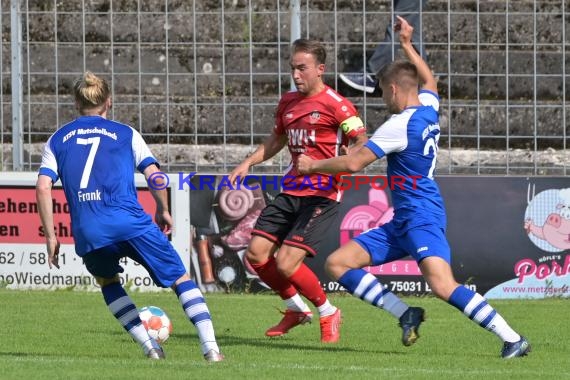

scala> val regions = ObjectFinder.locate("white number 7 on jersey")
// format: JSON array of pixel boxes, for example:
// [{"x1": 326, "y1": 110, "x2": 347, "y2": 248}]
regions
[{"x1": 76, "y1": 137, "x2": 101, "y2": 189}]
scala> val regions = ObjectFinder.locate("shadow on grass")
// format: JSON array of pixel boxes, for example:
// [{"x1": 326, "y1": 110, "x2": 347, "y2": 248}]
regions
[
  {"x1": 0, "y1": 351, "x2": 62, "y2": 358},
  {"x1": 172, "y1": 331, "x2": 407, "y2": 356}
]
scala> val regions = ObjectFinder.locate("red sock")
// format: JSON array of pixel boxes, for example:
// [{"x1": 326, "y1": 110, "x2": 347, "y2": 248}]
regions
[
  {"x1": 249, "y1": 256, "x2": 297, "y2": 299},
  {"x1": 287, "y1": 263, "x2": 327, "y2": 307}
]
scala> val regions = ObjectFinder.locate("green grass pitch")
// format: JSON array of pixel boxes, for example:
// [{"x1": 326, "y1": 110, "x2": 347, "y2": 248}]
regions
[{"x1": 1, "y1": 289, "x2": 567, "y2": 380}]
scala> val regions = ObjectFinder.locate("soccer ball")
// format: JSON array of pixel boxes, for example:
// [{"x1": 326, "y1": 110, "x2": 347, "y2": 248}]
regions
[{"x1": 139, "y1": 306, "x2": 173, "y2": 344}]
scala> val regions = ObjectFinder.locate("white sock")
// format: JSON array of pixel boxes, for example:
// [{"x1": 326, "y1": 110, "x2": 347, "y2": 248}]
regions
[
  {"x1": 487, "y1": 314, "x2": 521, "y2": 343},
  {"x1": 139, "y1": 334, "x2": 161, "y2": 354},
  {"x1": 129, "y1": 324, "x2": 153, "y2": 347},
  {"x1": 284, "y1": 294, "x2": 311, "y2": 313},
  {"x1": 194, "y1": 320, "x2": 220, "y2": 354},
  {"x1": 317, "y1": 300, "x2": 337, "y2": 317}
]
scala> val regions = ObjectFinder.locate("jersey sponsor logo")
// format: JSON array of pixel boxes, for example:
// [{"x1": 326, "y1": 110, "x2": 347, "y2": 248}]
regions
[
  {"x1": 417, "y1": 246, "x2": 428, "y2": 253},
  {"x1": 291, "y1": 235, "x2": 304, "y2": 242},
  {"x1": 287, "y1": 128, "x2": 316, "y2": 147},
  {"x1": 285, "y1": 113, "x2": 294, "y2": 119},
  {"x1": 78, "y1": 189, "x2": 102, "y2": 202}
]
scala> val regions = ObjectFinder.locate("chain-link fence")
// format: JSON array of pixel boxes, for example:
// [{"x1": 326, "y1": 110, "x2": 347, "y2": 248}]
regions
[{"x1": 1, "y1": 0, "x2": 568, "y2": 174}]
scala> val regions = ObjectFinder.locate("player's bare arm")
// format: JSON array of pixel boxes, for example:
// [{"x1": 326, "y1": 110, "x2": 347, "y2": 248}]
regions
[
  {"x1": 396, "y1": 15, "x2": 437, "y2": 94},
  {"x1": 36, "y1": 174, "x2": 61, "y2": 269},
  {"x1": 229, "y1": 130, "x2": 287, "y2": 184},
  {"x1": 144, "y1": 163, "x2": 173, "y2": 234},
  {"x1": 297, "y1": 145, "x2": 377, "y2": 175},
  {"x1": 346, "y1": 132, "x2": 368, "y2": 154}
]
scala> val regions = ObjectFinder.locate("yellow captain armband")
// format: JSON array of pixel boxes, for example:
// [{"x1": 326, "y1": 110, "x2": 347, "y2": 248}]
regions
[{"x1": 340, "y1": 116, "x2": 364, "y2": 134}]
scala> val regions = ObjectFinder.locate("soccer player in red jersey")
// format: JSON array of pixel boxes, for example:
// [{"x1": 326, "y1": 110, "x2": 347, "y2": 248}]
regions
[{"x1": 229, "y1": 38, "x2": 367, "y2": 343}]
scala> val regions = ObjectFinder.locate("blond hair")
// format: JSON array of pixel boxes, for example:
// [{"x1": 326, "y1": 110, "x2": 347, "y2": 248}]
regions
[{"x1": 73, "y1": 71, "x2": 110, "y2": 113}]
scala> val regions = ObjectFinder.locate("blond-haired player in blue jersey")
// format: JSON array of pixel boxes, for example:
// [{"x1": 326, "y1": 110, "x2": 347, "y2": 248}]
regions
[
  {"x1": 36, "y1": 71, "x2": 223, "y2": 362},
  {"x1": 298, "y1": 16, "x2": 530, "y2": 358}
]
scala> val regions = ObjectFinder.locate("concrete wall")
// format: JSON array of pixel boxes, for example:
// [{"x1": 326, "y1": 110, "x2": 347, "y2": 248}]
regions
[{"x1": 1, "y1": 0, "x2": 568, "y2": 156}]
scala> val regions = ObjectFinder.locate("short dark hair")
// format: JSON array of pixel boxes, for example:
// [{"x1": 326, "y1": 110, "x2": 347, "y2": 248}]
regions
[
  {"x1": 377, "y1": 60, "x2": 419, "y2": 89},
  {"x1": 291, "y1": 38, "x2": 326, "y2": 64}
]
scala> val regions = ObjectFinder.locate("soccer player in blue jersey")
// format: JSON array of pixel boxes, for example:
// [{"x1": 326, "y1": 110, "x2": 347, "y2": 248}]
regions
[
  {"x1": 36, "y1": 71, "x2": 224, "y2": 362},
  {"x1": 297, "y1": 16, "x2": 530, "y2": 358}
]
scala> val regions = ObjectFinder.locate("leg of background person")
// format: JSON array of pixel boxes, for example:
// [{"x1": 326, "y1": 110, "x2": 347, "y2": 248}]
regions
[
  {"x1": 368, "y1": 0, "x2": 428, "y2": 75},
  {"x1": 98, "y1": 276, "x2": 160, "y2": 356},
  {"x1": 340, "y1": 0, "x2": 427, "y2": 93},
  {"x1": 420, "y1": 256, "x2": 526, "y2": 345},
  {"x1": 172, "y1": 274, "x2": 221, "y2": 358}
]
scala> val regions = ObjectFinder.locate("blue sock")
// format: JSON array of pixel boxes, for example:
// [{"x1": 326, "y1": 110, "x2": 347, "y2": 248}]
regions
[
  {"x1": 175, "y1": 280, "x2": 211, "y2": 325},
  {"x1": 102, "y1": 282, "x2": 142, "y2": 331},
  {"x1": 101, "y1": 282, "x2": 152, "y2": 347},
  {"x1": 449, "y1": 285, "x2": 497, "y2": 328},
  {"x1": 338, "y1": 269, "x2": 408, "y2": 318},
  {"x1": 448, "y1": 285, "x2": 520, "y2": 342}
]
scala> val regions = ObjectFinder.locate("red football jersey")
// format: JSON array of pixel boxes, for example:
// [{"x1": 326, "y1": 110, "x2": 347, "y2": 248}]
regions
[{"x1": 274, "y1": 85, "x2": 366, "y2": 201}]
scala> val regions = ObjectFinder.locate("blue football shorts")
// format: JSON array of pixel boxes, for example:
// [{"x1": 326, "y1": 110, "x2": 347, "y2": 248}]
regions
[
  {"x1": 83, "y1": 225, "x2": 187, "y2": 288},
  {"x1": 353, "y1": 221, "x2": 451, "y2": 265}
]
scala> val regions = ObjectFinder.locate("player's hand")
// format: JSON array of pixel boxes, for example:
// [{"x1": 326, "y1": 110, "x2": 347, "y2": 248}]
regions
[
  {"x1": 340, "y1": 144, "x2": 364, "y2": 156},
  {"x1": 155, "y1": 211, "x2": 174, "y2": 235},
  {"x1": 395, "y1": 15, "x2": 413, "y2": 45},
  {"x1": 229, "y1": 161, "x2": 250, "y2": 186},
  {"x1": 46, "y1": 237, "x2": 61, "y2": 269},
  {"x1": 297, "y1": 154, "x2": 314, "y2": 174}
]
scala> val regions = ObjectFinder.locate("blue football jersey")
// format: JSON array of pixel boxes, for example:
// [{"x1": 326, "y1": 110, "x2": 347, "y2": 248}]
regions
[
  {"x1": 364, "y1": 90, "x2": 446, "y2": 231},
  {"x1": 39, "y1": 115, "x2": 158, "y2": 256}
]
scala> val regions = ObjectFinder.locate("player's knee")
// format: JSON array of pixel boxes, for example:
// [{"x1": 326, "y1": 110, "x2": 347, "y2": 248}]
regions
[
  {"x1": 427, "y1": 280, "x2": 457, "y2": 301},
  {"x1": 325, "y1": 254, "x2": 345, "y2": 280},
  {"x1": 96, "y1": 274, "x2": 121, "y2": 288},
  {"x1": 246, "y1": 239, "x2": 272, "y2": 264},
  {"x1": 245, "y1": 248, "x2": 266, "y2": 264},
  {"x1": 274, "y1": 254, "x2": 302, "y2": 278},
  {"x1": 171, "y1": 273, "x2": 191, "y2": 290},
  {"x1": 276, "y1": 264, "x2": 294, "y2": 278}
]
